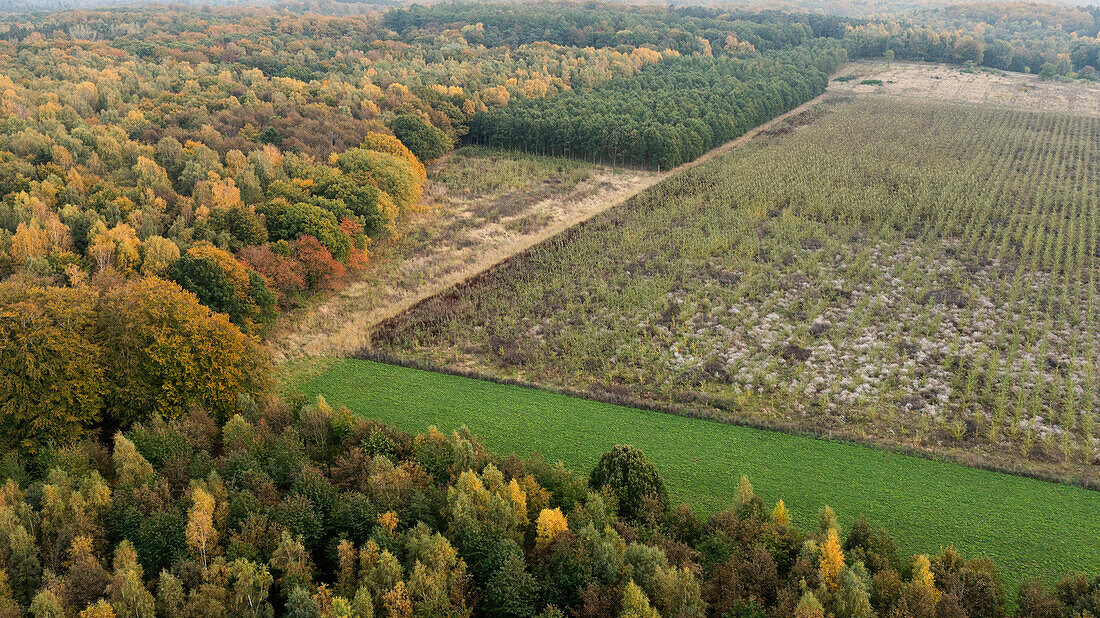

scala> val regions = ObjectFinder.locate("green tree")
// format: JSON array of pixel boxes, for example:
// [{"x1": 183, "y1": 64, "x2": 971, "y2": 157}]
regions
[
  {"x1": 387, "y1": 115, "x2": 451, "y2": 161},
  {"x1": 285, "y1": 586, "x2": 319, "y2": 618},
  {"x1": 832, "y1": 562, "x2": 874, "y2": 618},
  {"x1": 334, "y1": 150, "x2": 421, "y2": 213},
  {"x1": 589, "y1": 445, "x2": 667, "y2": 522},
  {"x1": 265, "y1": 203, "x2": 352, "y2": 261},
  {"x1": 482, "y1": 553, "x2": 537, "y2": 618},
  {"x1": 170, "y1": 242, "x2": 275, "y2": 336},
  {"x1": 8, "y1": 525, "x2": 42, "y2": 608}
]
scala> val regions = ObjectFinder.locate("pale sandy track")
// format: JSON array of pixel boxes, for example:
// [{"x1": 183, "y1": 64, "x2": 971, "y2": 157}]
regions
[{"x1": 271, "y1": 81, "x2": 842, "y2": 361}]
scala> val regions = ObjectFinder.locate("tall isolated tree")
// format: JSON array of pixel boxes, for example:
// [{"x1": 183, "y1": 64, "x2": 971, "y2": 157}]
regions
[{"x1": 820, "y1": 527, "x2": 846, "y2": 591}]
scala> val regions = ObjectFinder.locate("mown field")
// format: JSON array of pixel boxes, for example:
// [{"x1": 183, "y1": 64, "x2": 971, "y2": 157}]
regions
[
  {"x1": 377, "y1": 98, "x2": 1100, "y2": 481},
  {"x1": 295, "y1": 358, "x2": 1100, "y2": 597}
]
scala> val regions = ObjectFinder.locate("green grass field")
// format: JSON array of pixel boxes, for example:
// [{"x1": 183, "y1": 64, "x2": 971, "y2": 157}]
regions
[{"x1": 296, "y1": 358, "x2": 1100, "y2": 596}]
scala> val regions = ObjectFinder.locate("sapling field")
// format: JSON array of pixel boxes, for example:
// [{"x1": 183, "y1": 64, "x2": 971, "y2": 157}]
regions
[{"x1": 379, "y1": 98, "x2": 1100, "y2": 480}]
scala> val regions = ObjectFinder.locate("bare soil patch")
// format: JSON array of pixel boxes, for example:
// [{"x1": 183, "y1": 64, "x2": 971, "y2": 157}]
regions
[{"x1": 831, "y1": 60, "x2": 1100, "y2": 116}]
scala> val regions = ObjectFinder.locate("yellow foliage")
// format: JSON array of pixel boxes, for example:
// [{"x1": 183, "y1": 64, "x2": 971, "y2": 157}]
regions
[
  {"x1": 819, "y1": 527, "x2": 845, "y2": 591},
  {"x1": 770, "y1": 499, "x2": 791, "y2": 528},
  {"x1": 382, "y1": 582, "x2": 412, "y2": 618},
  {"x1": 79, "y1": 600, "x2": 116, "y2": 618},
  {"x1": 630, "y1": 47, "x2": 663, "y2": 66},
  {"x1": 736, "y1": 475, "x2": 754, "y2": 506},
  {"x1": 186, "y1": 486, "x2": 218, "y2": 569},
  {"x1": 794, "y1": 591, "x2": 825, "y2": 618},
  {"x1": 619, "y1": 580, "x2": 659, "y2": 618},
  {"x1": 481, "y1": 85, "x2": 509, "y2": 107},
  {"x1": 10, "y1": 219, "x2": 49, "y2": 262},
  {"x1": 361, "y1": 132, "x2": 426, "y2": 182},
  {"x1": 378, "y1": 511, "x2": 399, "y2": 534},
  {"x1": 913, "y1": 554, "x2": 942, "y2": 606},
  {"x1": 535, "y1": 508, "x2": 568, "y2": 551}
]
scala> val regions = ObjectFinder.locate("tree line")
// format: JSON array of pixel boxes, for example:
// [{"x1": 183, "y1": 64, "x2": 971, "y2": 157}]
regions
[
  {"x1": 467, "y1": 43, "x2": 846, "y2": 169},
  {"x1": 0, "y1": 392, "x2": 1097, "y2": 617}
]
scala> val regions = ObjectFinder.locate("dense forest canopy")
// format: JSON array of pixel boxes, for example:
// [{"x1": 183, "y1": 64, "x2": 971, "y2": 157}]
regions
[{"x1": 0, "y1": 392, "x2": 1094, "y2": 617}]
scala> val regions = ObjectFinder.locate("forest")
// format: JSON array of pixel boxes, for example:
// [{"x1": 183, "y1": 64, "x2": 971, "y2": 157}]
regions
[
  {"x1": 1, "y1": 0, "x2": 1100, "y2": 616},
  {"x1": 468, "y1": 44, "x2": 845, "y2": 168},
  {"x1": 0, "y1": 390, "x2": 1095, "y2": 618}
]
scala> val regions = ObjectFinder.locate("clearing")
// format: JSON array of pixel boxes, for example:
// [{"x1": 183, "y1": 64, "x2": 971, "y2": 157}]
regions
[
  {"x1": 268, "y1": 150, "x2": 651, "y2": 360},
  {"x1": 832, "y1": 60, "x2": 1100, "y2": 116},
  {"x1": 293, "y1": 358, "x2": 1100, "y2": 597}
]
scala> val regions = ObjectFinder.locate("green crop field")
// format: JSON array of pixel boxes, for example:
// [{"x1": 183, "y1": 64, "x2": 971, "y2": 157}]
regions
[
  {"x1": 296, "y1": 358, "x2": 1100, "y2": 596},
  {"x1": 377, "y1": 98, "x2": 1100, "y2": 482}
]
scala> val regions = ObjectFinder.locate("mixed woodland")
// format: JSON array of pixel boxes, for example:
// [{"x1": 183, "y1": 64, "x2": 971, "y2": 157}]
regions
[
  {"x1": 1, "y1": 1, "x2": 1100, "y2": 616},
  {"x1": 0, "y1": 393, "x2": 1097, "y2": 617}
]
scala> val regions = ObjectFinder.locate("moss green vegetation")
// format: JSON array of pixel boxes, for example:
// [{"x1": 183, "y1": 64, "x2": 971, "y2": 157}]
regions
[{"x1": 298, "y1": 358, "x2": 1100, "y2": 596}]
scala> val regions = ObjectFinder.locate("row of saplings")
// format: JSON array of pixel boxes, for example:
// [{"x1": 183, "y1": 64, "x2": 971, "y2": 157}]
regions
[{"x1": 0, "y1": 394, "x2": 1095, "y2": 618}]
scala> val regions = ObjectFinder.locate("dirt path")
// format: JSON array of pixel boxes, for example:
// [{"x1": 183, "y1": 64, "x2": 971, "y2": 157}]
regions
[{"x1": 271, "y1": 81, "x2": 842, "y2": 362}]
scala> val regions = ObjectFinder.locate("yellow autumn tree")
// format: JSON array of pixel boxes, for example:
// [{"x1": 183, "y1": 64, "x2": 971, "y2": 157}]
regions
[
  {"x1": 736, "y1": 475, "x2": 754, "y2": 506},
  {"x1": 794, "y1": 591, "x2": 825, "y2": 618},
  {"x1": 770, "y1": 499, "x2": 791, "y2": 528},
  {"x1": 378, "y1": 511, "x2": 399, "y2": 534},
  {"x1": 382, "y1": 582, "x2": 412, "y2": 618},
  {"x1": 140, "y1": 236, "x2": 180, "y2": 277},
  {"x1": 535, "y1": 508, "x2": 568, "y2": 551},
  {"x1": 912, "y1": 554, "x2": 942, "y2": 607},
  {"x1": 820, "y1": 527, "x2": 845, "y2": 591},
  {"x1": 0, "y1": 282, "x2": 103, "y2": 453},
  {"x1": 186, "y1": 486, "x2": 218, "y2": 570},
  {"x1": 113, "y1": 433, "x2": 154, "y2": 488},
  {"x1": 9, "y1": 219, "x2": 49, "y2": 263},
  {"x1": 619, "y1": 580, "x2": 659, "y2": 618},
  {"x1": 361, "y1": 132, "x2": 426, "y2": 182},
  {"x1": 98, "y1": 277, "x2": 270, "y2": 426},
  {"x1": 79, "y1": 600, "x2": 116, "y2": 618}
]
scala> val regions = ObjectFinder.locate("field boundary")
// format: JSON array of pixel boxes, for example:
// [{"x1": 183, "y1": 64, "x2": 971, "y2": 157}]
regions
[{"x1": 354, "y1": 349, "x2": 1100, "y2": 492}]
